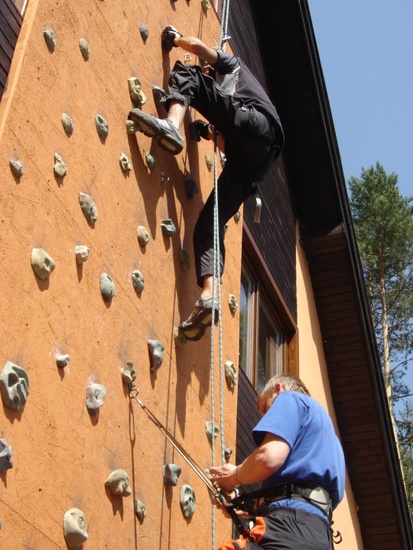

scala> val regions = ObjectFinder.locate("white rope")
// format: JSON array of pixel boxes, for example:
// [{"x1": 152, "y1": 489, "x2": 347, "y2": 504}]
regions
[{"x1": 211, "y1": 2, "x2": 231, "y2": 547}]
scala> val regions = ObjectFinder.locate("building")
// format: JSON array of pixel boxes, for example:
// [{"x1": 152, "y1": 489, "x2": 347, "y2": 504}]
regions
[{"x1": 0, "y1": 0, "x2": 411, "y2": 548}]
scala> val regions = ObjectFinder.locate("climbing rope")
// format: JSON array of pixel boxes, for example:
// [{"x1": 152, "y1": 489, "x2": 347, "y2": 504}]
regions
[{"x1": 210, "y1": 1, "x2": 231, "y2": 547}]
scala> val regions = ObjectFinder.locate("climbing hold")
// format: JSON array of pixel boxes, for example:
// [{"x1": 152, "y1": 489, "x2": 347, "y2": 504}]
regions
[
  {"x1": 180, "y1": 485, "x2": 196, "y2": 519},
  {"x1": 161, "y1": 171, "x2": 170, "y2": 184},
  {"x1": 79, "y1": 37, "x2": 90, "y2": 60},
  {"x1": 61, "y1": 113, "x2": 74, "y2": 135},
  {"x1": 9, "y1": 158, "x2": 23, "y2": 178},
  {"x1": 205, "y1": 420, "x2": 219, "y2": 442},
  {"x1": 119, "y1": 152, "x2": 132, "y2": 173},
  {"x1": 185, "y1": 178, "x2": 199, "y2": 200},
  {"x1": 163, "y1": 463, "x2": 182, "y2": 486},
  {"x1": 79, "y1": 192, "x2": 98, "y2": 227},
  {"x1": 43, "y1": 26, "x2": 56, "y2": 52},
  {"x1": 105, "y1": 469, "x2": 132, "y2": 497},
  {"x1": 100, "y1": 273, "x2": 115, "y2": 301},
  {"x1": 121, "y1": 361, "x2": 136, "y2": 385},
  {"x1": 0, "y1": 361, "x2": 29, "y2": 412},
  {"x1": 128, "y1": 77, "x2": 147, "y2": 107},
  {"x1": 54, "y1": 152, "x2": 67, "y2": 177},
  {"x1": 137, "y1": 225, "x2": 150, "y2": 247},
  {"x1": 205, "y1": 155, "x2": 213, "y2": 171},
  {"x1": 183, "y1": 53, "x2": 192, "y2": 65},
  {"x1": 63, "y1": 508, "x2": 88, "y2": 550},
  {"x1": 131, "y1": 269, "x2": 144, "y2": 294},
  {"x1": 161, "y1": 218, "x2": 176, "y2": 238},
  {"x1": 31, "y1": 248, "x2": 56, "y2": 280},
  {"x1": 95, "y1": 114, "x2": 109, "y2": 140},
  {"x1": 152, "y1": 85, "x2": 166, "y2": 109},
  {"x1": 220, "y1": 151, "x2": 227, "y2": 168},
  {"x1": 224, "y1": 360, "x2": 237, "y2": 389},
  {"x1": 201, "y1": 0, "x2": 210, "y2": 11},
  {"x1": 173, "y1": 326, "x2": 187, "y2": 347},
  {"x1": 145, "y1": 152, "x2": 157, "y2": 172},
  {"x1": 179, "y1": 249, "x2": 190, "y2": 272},
  {"x1": 224, "y1": 447, "x2": 233, "y2": 462},
  {"x1": 75, "y1": 245, "x2": 90, "y2": 264},
  {"x1": 0, "y1": 439, "x2": 13, "y2": 473},
  {"x1": 134, "y1": 499, "x2": 146, "y2": 522},
  {"x1": 139, "y1": 23, "x2": 149, "y2": 43},
  {"x1": 228, "y1": 294, "x2": 238, "y2": 314},
  {"x1": 233, "y1": 211, "x2": 241, "y2": 223},
  {"x1": 56, "y1": 354, "x2": 70, "y2": 368},
  {"x1": 148, "y1": 339, "x2": 164, "y2": 372},
  {"x1": 86, "y1": 382, "x2": 106, "y2": 414}
]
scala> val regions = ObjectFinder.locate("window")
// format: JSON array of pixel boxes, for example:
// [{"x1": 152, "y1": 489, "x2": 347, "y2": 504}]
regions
[{"x1": 239, "y1": 258, "x2": 296, "y2": 392}]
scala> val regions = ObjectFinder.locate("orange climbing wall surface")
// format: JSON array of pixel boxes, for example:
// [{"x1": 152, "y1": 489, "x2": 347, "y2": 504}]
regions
[{"x1": 0, "y1": 0, "x2": 242, "y2": 548}]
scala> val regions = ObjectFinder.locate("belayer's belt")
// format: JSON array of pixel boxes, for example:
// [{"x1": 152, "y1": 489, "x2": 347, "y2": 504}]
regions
[{"x1": 230, "y1": 483, "x2": 333, "y2": 521}]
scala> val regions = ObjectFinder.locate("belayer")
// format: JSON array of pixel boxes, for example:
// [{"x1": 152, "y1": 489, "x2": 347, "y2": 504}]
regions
[
  {"x1": 210, "y1": 374, "x2": 345, "y2": 549},
  {"x1": 128, "y1": 27, "x2": 284, "y2": 341}
]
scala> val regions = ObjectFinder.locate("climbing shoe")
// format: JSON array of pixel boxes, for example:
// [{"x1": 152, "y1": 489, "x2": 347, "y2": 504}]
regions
[
  {"x1": 161, "y1": 25, "x2": 182, "y2": 53},
  {"x1": 127, "y1": 109, "x2": 184, "y2": 155},
  {"x1": 179, "y1": 297, "x2": 220, "y2": 341}
]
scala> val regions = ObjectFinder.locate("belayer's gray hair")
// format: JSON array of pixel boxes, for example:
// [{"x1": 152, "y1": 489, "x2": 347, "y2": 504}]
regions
[{"x1": 259, "y1": 373, "x2": 310, "y2": 405}]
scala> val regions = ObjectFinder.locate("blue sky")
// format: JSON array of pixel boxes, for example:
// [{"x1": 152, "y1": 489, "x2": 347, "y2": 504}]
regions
[
  {"x1": 308, "y1": 0, "x2": 413, "y2": 199},
  {"x1": 308, "y1": 1, "x2": 413, "y2": 397}
]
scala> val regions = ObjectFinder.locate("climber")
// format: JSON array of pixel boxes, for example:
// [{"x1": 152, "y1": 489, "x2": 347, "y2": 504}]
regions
[
  {"x1": 127, "y1": 27, "x2": 284, "y2": 341},
  {"x1": 209, "y1": 373, "x2": 345, "y2": 550}
]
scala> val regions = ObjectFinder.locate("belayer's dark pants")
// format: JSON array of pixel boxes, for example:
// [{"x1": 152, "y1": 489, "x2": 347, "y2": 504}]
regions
[
  {"x1": 218, "y1": 507, "x2": 333, "y2": 550},
  {"x1": 166, "y1": 61, "x2": 283, "y2": 286}
]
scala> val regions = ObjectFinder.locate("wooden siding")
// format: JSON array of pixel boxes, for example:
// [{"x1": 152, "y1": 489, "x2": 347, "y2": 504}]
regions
[{"x1": 0, "y1": 0, "x2": 22, "y2": 100}]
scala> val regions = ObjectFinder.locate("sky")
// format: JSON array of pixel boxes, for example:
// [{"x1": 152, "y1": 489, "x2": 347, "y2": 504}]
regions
[
  {"x1": 308, "y1": 1, "x2": 413, "y2": 398},
  {"x1": 308, "y1": 0, "x2": 413, "y2": 199}
]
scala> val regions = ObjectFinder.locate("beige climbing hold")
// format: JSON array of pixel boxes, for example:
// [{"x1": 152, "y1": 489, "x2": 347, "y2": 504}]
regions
[
  {"x1": 105, "y1": 469, "x2": 132, "y2": 497},
  {"x1": 173, "y1": 327, "x2": 187, "y2": 347},
  {"x1": 63, "y1": 508, "x2": 88, "y2": 549},
  {"x1": 54, "y1": 152, "x2": 67, "y2": 177},
  {"x1": 31, "y1": 248, "x2": 55, "y2": 280},
  {"x1": 128, "y1": 77, "x2": 147, "y2": 106},
  {"x1": 137, "y1": 225, "x2": 150, "y2": 247}
]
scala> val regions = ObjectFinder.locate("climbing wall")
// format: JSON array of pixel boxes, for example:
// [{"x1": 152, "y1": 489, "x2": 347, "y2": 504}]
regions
[{"x1": 0, "y1": 0, "x2": 242, "y2": 547}]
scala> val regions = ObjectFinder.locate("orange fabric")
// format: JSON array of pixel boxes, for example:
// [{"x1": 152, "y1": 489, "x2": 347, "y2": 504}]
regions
[{"x1": 217, "y1": 516, "x2": 267, "y2": 549}]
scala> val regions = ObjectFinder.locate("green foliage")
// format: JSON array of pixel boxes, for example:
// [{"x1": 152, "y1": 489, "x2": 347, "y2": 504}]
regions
[{"x1": 349, "y1": 162, "x2": 413, "y2": 388}]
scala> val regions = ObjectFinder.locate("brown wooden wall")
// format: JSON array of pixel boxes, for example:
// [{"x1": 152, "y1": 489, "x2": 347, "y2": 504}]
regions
[{"x1": 0, "y1": 0, "x2": 22, "y2": 100}]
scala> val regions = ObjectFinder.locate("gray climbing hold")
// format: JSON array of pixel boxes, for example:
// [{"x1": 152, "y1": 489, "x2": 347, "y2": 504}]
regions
[
  {"x1": 224, "y1": 360, "x2": 237, "y2": 389},
  {"x1": 173, "y1": 326, "x2": 187, "y2": 348},
  {"x1": 179, "y1": 249, "x2": 190, "y2": 272},
  {"x1": 63, "y1": 508, "x2": 88, "y2": 550},
  {"x1": 163, "y1": 463, "x2": 181, "y2": 486},
  {"x1": 145, "y1": 152, "x2": 157, "y2": 172},
  {"x1": 205, "y1": 420, "x2": 219, "y2": 442},
  {"x1": 134, "y1": 499, "x2": 146, "y2": 522},
  {"x1": 0, "y1": 439, "x2": 13, "y2": 473},
  {"x1": 86, "y1": 382, "x2": 106, "y2": 414},
  {"x1": 228, "y1": 294, "x2": 238, "y2": 314},
  {"x1": 79, "y1": 192, "x2": 98, "y2": 227},
  {"x1": 75, "y1": 245, "x2": 90, "y2": 264},
  {"x1": 148, "y1": 339, "x2": 164, "y2": 372},
  {"x1": 121, "y1": 361, "x2": 136, "y2": 385},
  {"x1": 161, "y1": 218, "x2": 176, "y2": 238},
  {"x1": 105, "y1": 469, "x2": 132, "y2": 497},
  {"x1": 61, "y1": 113, "x2": 74, "y2": 135},
  {"x1": 31, "y1": 248, "x2": 56, "y2": 280},
  {"x1": 233, "y1": 211, "x2": 241, "y2": 223},
  {"x1": 224, "y1": 447, "x2": 233, "y2": 462},
  {"x1": 100, "y1": 273, "x2": 115, "y2": 301},
  {"x1": 9, "y1": 158, "x2": 23, "y2": 178},
  {"x1": 131, "y1": 270, "x2": 144, "y2": 294},
  {"x1": 119, "y1": 152, "x2": 132, "y2": 173},
  {"x1": 43, "y1": 26, "x2": 56, "y2": 52},
  {"x1": 205, "y1": 155, "x2": 213, "y2": 171},
  {"x1": 0, "y1": 361, "x2": 29, "y2": 412},
  {"x1": 185, "y1": 178, "x2": 199, "y2": 200},
  {"x1": 79, "y1": 37, "x2": 90, "y2": 60},
  {"x1": 95, "y1": 114, "x2": 109, "y2": 140},
  {"x1": 137, "y1": 225, "x2": 150, "y2": 247},
  {"x1": 54, "y1": 152, "x2": 67, "y2": 177},
  {"x1": 180, "y1": 484, "x2": 196, "y2": 519},
  {"x1": 201, "y1": 0, "x2": 210, "y2": 10},
  {"x1": 128, "y1": 77, "x2": 147, "y2": 107},
  {"x1": 56, "y1": 354, "x2": 70, "y2": 369},
  {"x1": 139, "y1": 23, "x2": 149, "y2": 43}
]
